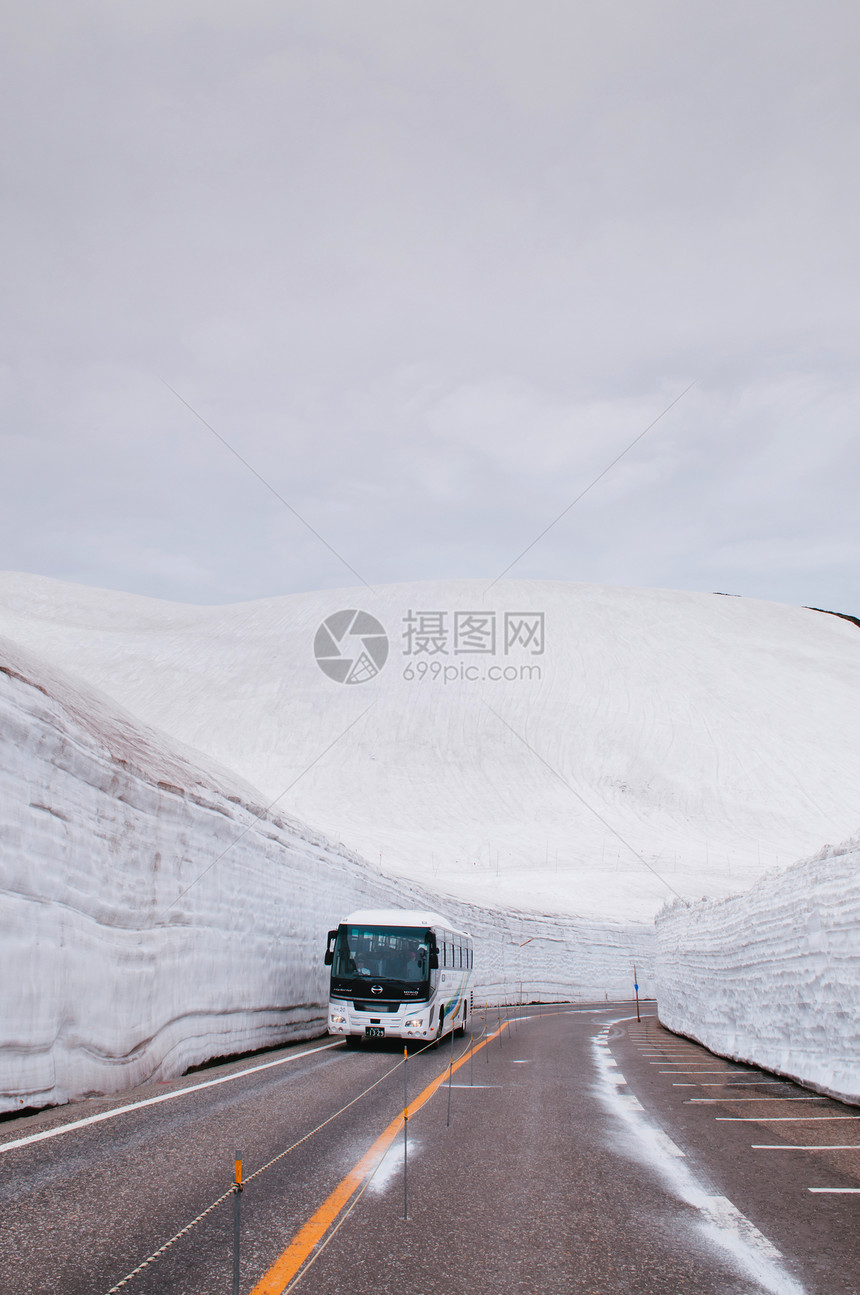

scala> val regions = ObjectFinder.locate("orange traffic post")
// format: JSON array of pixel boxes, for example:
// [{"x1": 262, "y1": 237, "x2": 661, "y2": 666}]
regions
[{"x1": 233, "y1": 1155, "x2": 243, "y2": 1295}]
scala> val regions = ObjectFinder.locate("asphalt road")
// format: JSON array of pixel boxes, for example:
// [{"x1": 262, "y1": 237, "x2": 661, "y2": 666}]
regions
[{"x1": 1, "y1": 1004, "x2": 857, "y2": 1294}]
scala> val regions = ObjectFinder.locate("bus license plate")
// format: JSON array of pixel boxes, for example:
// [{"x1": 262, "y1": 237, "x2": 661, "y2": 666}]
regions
[{"x1": 365, "y1": 1026, "x2": 385, "y2": 1038}]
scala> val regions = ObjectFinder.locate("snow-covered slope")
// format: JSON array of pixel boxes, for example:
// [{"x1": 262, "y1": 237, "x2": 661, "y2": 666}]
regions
[
  {"x1": 655, "y1": 839, "x2": 860, "y2": 1105},
  {"x1": 1, "y1": 574, "x2": 857, "y2": 922},
  {"x1": 0, "y1": 636, "x2": 652, "y2": 1111}
]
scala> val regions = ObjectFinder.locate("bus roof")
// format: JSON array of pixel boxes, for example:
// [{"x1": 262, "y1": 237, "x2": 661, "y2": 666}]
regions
[{"x1": 342, "y1": 909, "x2": 471, "y2": 938}]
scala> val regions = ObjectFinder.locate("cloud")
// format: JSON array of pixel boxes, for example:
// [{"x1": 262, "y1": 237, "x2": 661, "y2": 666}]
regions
[{"x1": 1, "y1": 1, "x2": 858, "y2": 610}]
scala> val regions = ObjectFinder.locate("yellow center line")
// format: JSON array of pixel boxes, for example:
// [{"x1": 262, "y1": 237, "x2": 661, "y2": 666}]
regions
[{"x1": 248, "y1": 1024, "x2": 508, "y2": 1295}]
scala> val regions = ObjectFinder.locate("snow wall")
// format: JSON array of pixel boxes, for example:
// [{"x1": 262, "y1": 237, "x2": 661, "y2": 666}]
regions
[
  {"x1": 1, "y1": 638, "x2": 652, "y2": 1113},
  {"x1": 656, "y1": 840, "x2": 860, "y2": 1105}
]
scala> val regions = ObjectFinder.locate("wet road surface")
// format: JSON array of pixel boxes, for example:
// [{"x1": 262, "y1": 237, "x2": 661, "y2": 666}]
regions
[{"x1": 1, "y1": 1003, "x2": 857, "y2": 1294}]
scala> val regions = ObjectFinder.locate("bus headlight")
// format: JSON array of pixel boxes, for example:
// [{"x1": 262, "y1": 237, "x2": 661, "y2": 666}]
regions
[
  {"x1": 403, "y1": 1017, "x2": 423, "y2": 1028},
  {"x1": 330, "y1": 1013, "x2": 347, "y2": 1025}
]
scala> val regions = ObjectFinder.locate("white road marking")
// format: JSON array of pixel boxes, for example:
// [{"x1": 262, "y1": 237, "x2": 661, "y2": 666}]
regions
[
  {"x1": 753, "y1": 1145, "x2": 860, "y2": 1150},
  {"x1": 654, "y1": 1131, "x2": 686, "y2": 1158},
  {"x1": 688, "y1": 1098, "x2": 821, "y2": 1103},
  {"x1": 703, "y1": 1195, "x2": 782, "y2": 1261},
  {"x1": 447, "y1": 1084, "x2": 502, "y2": 1088},
  {"x1": 718, "y1": 1116, "x2": 859, "y2": 1123},
  {"x1": 808, "y1": 1187, "x2": 860, "y2": 1194},
  {"x1": 659, "y1": 1069, "x2": 750, "y2": 1074},
  {"x1": 680, "y1": 1081, "x2": 792, "y2": 1087},
  {"x1": 593, "y1": 1025, "x2": 804, "y2": 1295},
  {"x1": 0, "y1": 1041, "x2": 342, "y2": 1155}
]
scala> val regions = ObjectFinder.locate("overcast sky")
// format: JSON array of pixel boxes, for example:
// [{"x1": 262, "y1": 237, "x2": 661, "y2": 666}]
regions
[{"x1": 2, "y1": 0, "x2": 858, "y2": 611}]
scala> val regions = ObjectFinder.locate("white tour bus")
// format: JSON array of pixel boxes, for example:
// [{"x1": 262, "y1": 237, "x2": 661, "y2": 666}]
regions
[{"x1": 324, "y1": 908, "x2": 473, "y2": 1046}]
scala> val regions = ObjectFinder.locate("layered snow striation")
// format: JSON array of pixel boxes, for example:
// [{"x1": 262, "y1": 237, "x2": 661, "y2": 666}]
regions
[
  {"x1": 1, "y1": 574, "x2": 858, "y2": 922},
  {"x1": 0, "y1": 637, "x2": 651, "y2": 1112},
  {"x1": 656, "y1": 839, "x2": 860, "y2": 1105}
]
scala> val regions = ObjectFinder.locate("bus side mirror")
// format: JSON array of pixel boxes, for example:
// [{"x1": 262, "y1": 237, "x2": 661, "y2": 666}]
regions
[
  {"x1": 429, "y1": 951, "x2": 439, "y2": 970},
  {"x1": 324, "y1": 929, "x2": 337, "y2": 966}
]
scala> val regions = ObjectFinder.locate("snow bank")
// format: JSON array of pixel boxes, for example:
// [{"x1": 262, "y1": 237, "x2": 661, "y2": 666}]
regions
[
  {"x1": 435, "y1": 898, "x2": 653, "y2": 1011},
  {"x1": 2, "y1": 574, "x2": 859, "y2": 922},
  {"x1": 656, "y1": 841, "x2": 860, "y2": 1104},
  {"x1": 0, "y1": 637, "x2": 650, "y2": 1112}
]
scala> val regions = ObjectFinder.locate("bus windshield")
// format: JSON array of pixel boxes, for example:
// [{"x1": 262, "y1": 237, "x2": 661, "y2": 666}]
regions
[{"x1": 333, "y1": 925, "x2": 432, "y2": 983}]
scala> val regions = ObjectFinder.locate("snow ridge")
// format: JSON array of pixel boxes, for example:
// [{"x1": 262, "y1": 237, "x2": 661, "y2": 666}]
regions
[{"x1": 2, "y1": 573, "x2": 859, "y2": 922}]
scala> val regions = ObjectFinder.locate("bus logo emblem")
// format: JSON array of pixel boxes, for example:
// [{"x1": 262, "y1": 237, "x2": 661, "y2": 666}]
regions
[{"x1": 371, "y1": 984, "x2": 384, "y2": 995}]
